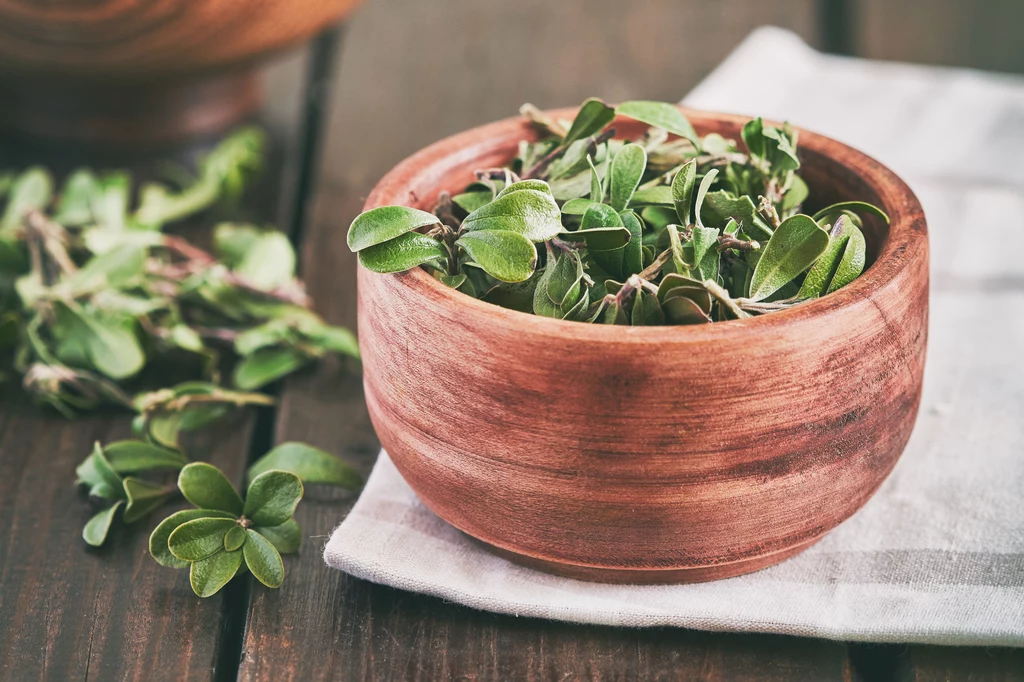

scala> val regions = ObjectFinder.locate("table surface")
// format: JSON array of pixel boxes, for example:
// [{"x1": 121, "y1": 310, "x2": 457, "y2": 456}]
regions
[{"x1": 1, "y1": 18, "x2": 1023, "y2": 681}]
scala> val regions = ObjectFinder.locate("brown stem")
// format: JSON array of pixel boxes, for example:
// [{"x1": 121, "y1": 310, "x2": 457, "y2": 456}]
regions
[
  {"x1": 638, "y1": 249, "x2": 672, "y2": 280},
  {"x1": 716, "y1": 235, "x2": 760, "y2": 252},
  {"x1": 758, "y1": 195, "x2": 781, "y2": 229},
  {"x1": 519, "y1": 103, "x2": 568, "y2": 138}
]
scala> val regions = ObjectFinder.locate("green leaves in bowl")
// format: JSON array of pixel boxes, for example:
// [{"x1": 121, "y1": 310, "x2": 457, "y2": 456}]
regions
[{"x1": 346, "y1": 98, "x2": 888, "y2": 325}]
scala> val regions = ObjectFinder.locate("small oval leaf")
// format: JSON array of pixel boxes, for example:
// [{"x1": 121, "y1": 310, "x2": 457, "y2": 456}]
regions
[
  {"x1": 357, "y1": 231, "x2": 447, "y2": 274},
  {"x1": 749, "y1": 215, "x2": 829, "y2": 301},
  {"x1": 178, "y1": 462, "x2": 244, "y2": 515},
  {"x1": 347, "y1": 206, "x2": 440, "y2": 252},
  {"x1": 456, "y1": 230, "x2": 537, "y2": 283}
]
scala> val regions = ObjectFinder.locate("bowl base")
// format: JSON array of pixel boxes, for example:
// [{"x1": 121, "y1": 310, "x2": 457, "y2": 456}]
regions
[
  {"x1": 476, "y1": 535, "x2": 823, "y2": 584},
  {"x1": 0, "y1": 69, "x2": 262, "y2": 149}
]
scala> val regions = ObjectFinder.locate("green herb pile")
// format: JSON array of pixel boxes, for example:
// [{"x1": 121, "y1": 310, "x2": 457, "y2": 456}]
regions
[
  {"x1": 1, "y1": 129, "x2": 364, "y2": 597},
  {"x1": 0, "y1": 128, "x2": 358, "y2": 414},
  {"x1": 347, "y1": 98, "x2": 888, "y2": 324}
]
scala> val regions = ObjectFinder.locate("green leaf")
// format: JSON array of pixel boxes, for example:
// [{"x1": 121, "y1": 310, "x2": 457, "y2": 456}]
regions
[
  {"x1": 456, "y1": 230, "x2": 537, "y2": 283},
  {"x1": 692, "y1": 226, "x2": 721, "y2": 282},
  {"x1": 233, "y1": 347, "x2": 309, "y2": 390},
  {"x1": 65, "y1": 244, "x2": 146, "y2": 294},
  {"x1": 496, "y1": 179, "x2": 552, "y2": 197},
  {"x1": 763, "y1": 125, "x2": 801, "y2": 173},
  {"x1": 630, "y1": 288, "x2": 665, "y2": 326},
  {"x1": 83, "y1": 501, "x2": 124, "y2": 547},
  {"x1": 122, "y1": 477, "x2": 174, "y2": 523},
  {"x1": 662, "y1": 295, "x2": 712, "y2": 325},
  {"x1": 178, "y1": 462, "x2": 244, "y2": 515},
  {"x1": 76, "y1": 442, "x2": 125, "y2": 500},
  {"x1": 628, "y1": 185, "x2": 673, "y2": 208},
  {"x1": 254, "y1": 519, "x2": 301, "y2": 554},
  {"x1": 658, "y1": 273, "x2": 711, "y2": 309},
  {"x1": 244, "y1": 529, "x2": 285, "y2": 588},
  {"x1": 563, "y1": 98, "x2": 615, "y2": 147},
  {"x1": 104, "y1": 440, "x2": 188, "y2": 474},
  {"x1": 782, "y1": 174, "x2": 809, "y2": 213},
  {"x1": 243, "y1": 470, "x2": 303, "y2": 527},
  {"x1": 812, "y1": 201, "x2": 889, "y2": 226},
  {"x1": 671, "y1": 160, "x2": 697, "y2": 225},
  {"x1": 231, "y1": 230, "x2": 296, "y2": 290},
  {"x1": 741, "y1": 118, "x2": 765, "y2": 158},
  {"x1": 169, "y1": 517, "x2": 237, "y2": 562},
  {"x1": 546, "y1": 251, "x2": 584, "y2": 307},
  {"x1": 452, "y1": 190, "x2": 493, "y2": 213},
  {"x1": 190, "y1": 549, "x2": 243, "y2": 598},
  {"x1": 150, "y1": 509, "x2": 236, "y2": 568},
  {"x1": 795, "y1": 216, "x2": 868, "y2": 298},
  {"x1": 53, "y1": 303, "x2": 145, "y2": 380},
  {"x1": 616, "y1": 101, "x2": 699, "y2": 146},
  {"x1": 608, "y1": 144, "x2": 647, "y2": 212},
  {"x1": 580, "y1": 203, "x2": 623, "y2": 230},
  {"x1": 620, "y1": 210, "x2": 644, "y2": 277},
  {"x1": 347, "y1": 206, "x2": 440, "y2": 252},
  {"x1": 91, "y1": 172, "x2": 130, "y2": 230},
  {"x1": 1, "y1": 167, "x2": 52, "y2": 232},
  {"x1": 749, "y1": 214, "x2": 829, "y2": 301},
  {"x1": 588, "y1": 154, "x2": 604, "y2": 203},
  {"x1": 247, "y1": 442, "x2": 361, "y2": 489},
  {"x1": 561, "y1": 287, "x2": 591, "y2": 321},
  {"x1": 827, "y1": 223, "x2": 867, "y2": 294},
  {"x1": 357, "y1": 231, "x2": 447, "y2": 274},
  {"x1": 532, "y1": 259, "x2": 562, "y2": 318},
  {"x1": 570, "y1": 226, "x2": 631, "y2": 251},
  {"x1": 224, "y1": 525, "x2": 247, "y2": 552},
  {"x1": 462, "y1": 189, "x2": 562, "y2": 242},
  {"x1": 439, "y1": 273, "x2": 467, "y2": 288},
  {"x1": 561, "y1": 198, "x2": 601, "y2": 216},
  {"x1": 701, "y1": 191, "x2": 773, "y2": 241},
  {"x1": 55, "y1": 170, "x2": 99, "y2": 226},
  {"x1": 482, "y1": 275, "x2": 539, "y2": 313},
  {"x1": 580, "y1": 204, "x2": 627, "y2": 279},
  {"x1": 693, "y1": 169, "x2": 719, "y2": 229}
]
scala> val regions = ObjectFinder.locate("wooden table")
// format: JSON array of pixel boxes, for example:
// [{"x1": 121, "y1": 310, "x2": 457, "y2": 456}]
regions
[{"x1": 2, "y1": 11, "x2": 1023, "y2": 679}]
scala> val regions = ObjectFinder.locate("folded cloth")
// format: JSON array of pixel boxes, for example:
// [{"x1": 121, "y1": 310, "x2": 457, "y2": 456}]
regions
[{"x1": 325, "y1": 27, "x2": 1024, "y2": 646}]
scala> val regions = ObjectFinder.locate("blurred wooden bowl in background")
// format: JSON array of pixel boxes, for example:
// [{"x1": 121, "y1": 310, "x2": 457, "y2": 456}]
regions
[{"x1": 0, "y1": 0, "x2": 362, "y2": 146}]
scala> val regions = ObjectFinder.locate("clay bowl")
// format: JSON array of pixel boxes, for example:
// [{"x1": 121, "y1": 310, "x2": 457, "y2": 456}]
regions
[
  {"x1": 0, "y1": 0, "x2": 362, "y2": 145},
  {"x1": 357, "y1": 107, "x2": 929, "y2": 584}
]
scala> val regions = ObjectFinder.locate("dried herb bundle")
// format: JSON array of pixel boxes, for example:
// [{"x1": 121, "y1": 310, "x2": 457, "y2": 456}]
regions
[{"x1": 348, "y1": 99, "x2": 888, "y2": 324}]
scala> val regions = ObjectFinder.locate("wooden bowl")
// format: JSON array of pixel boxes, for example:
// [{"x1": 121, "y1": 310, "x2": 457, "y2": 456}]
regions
[
  {"x1": 357, "y1": 108, "x2": 929, "y2": 584},
  {"x1": 0, "y1": 0, "x2": 362, "y2": 144}
]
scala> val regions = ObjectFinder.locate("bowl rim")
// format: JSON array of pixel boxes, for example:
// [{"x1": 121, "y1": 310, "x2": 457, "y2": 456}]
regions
[{"x1": 362, "y1": 105, "x2": 928, "y2": 343}]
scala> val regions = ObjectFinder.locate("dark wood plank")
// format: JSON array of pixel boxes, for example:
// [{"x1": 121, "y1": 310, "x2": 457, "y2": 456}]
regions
[
  {"x1": 235, "y1": 3, "x2": 863, "y2": 679},
  {"x1": 0, "y1": 48, "x2": 309, "y2": 681},
  {"x1": 898, "y1": 647, "x2": 1024, "y2": 681},
  {"x1": 0, "y1": 406, "x2": 256, "y2": 680}
]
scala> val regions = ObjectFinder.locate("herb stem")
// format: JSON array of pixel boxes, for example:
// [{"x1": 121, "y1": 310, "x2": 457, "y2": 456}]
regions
[{"x1": 703, "y1": 279, "x2": 750, "y2": 319}]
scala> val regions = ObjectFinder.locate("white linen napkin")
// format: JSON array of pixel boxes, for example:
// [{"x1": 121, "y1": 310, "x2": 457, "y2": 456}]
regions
[{"x1": 325, "y1": 27, "x2": 1024, "y2": 646}]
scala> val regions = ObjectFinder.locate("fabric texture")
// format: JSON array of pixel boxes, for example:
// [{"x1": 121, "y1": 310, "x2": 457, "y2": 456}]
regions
[{"x1": 325, "y1": 27, "x2": 1024, "y2": 646}]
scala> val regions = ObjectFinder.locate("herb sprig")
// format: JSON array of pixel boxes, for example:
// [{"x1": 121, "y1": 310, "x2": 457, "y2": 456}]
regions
[
  {"x1": 347, "y1": 99, "x2": 888, "y2": 324},
  {"x1": 0, "y1": 128, "x2": 359, "y2": 414}
]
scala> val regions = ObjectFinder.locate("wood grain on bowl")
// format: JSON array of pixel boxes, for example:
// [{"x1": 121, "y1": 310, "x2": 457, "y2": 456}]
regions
[{"x1": 357, "y1": 108, "x2": 929, "y2": 584}]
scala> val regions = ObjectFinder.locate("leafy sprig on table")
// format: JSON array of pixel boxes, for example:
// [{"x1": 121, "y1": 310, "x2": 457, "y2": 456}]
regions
[
  {"x1": 1, "y1": 130, "x2": 367, "y2": 596},
  {"x1": 77, "y1": 430, "x2": 362, "y2": 596},
  {"x1": 347, "y1": 98, "x2": 888, "y2": 324},
  {"x1": 0, "y1": 128, "x2": 359, "y2": 416}
]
